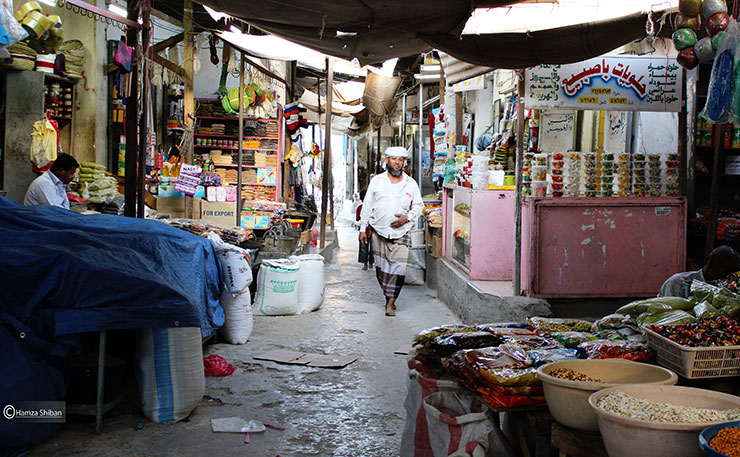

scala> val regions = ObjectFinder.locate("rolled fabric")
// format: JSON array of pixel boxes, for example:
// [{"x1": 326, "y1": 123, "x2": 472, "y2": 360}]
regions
[
  {"x1": 677, "y1": 47, "x2": 700, "y2": 69},
  {"x1": 702, "y1": 0, "x2": 728, "y2": 19},
  {"x1": 679, "y1": 0, "x2": 702, "y2": 16},
  {"x1": 675, "y1": 13, "x2": 701, "y2": 32},
  {"x1": 706, "y1": 49, "x2": 733, "y2": 122},
  {"x1": 673, "y1": 28, "x2": 698, "y2": 50},
  {"x1": 707, "y1": 12, "x2": 730, "y2": 36},
  {"x1": 695, "y1": 37, "x2": 716, "y2": 62}
]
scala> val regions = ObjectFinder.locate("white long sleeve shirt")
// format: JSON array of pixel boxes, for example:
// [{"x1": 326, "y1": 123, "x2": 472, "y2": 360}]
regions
[
  {"x1": 359, "y1": 171, "x2": 423, "y2": 239},
  {"x1": 24, "y1": 170, "x2": 70, "y2": 209}
]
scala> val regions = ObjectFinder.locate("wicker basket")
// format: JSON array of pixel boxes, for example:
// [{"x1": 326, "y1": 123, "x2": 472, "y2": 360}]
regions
[{"x1": 645, "y1": 327, "x2": 740, "y2": 379}]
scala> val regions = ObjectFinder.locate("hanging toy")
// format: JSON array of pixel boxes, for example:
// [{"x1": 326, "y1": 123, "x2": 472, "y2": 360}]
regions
[
  {"x1": 702, "y1": 0, "x2": 728, "y2": 18},
  {"x1": 675, "y1": 13, "x2": 701, "y2": 31},
  {"x1": 706, "y1": 12, "x2": 730, "y2": 36}
]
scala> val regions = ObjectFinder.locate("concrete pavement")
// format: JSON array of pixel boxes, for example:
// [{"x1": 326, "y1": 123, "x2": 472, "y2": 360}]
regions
[{"x1": 31, "y1": 221, "x2": 460, "y2": 456}]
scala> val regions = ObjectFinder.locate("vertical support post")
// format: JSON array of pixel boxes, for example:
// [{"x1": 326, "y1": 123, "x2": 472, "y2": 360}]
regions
[
  {"x1": 705, "y1": 123, "x2": 724, "y2": 259},
  {"x1": 95, "y1": 330, "x2": 107, "y2": 435},
  {"x1": 320, "y1": 59, "x2": 334, "y2": 248},
  {"x1": 418, "y1": 84, "x2": 423, "y2": 187},
  {"x1": 401, "y1": 94, "x2": 407, "y2": 148},
  {"x1": 439, "y1": 67, "x2": 445, "y2": 105},
  {"x1": 124, "y1": 4, "x2": 139, "y2": 217},
  {"x1": 237, "y1": 49, "x2": 244, "y2": 226},
  {"x1": 679, "y1": 68, "x2": 687, "y2": 197},
  {"x1": 183, "y1": 0, "x2": 195, "y2": 219},
  {"x1": 137, "y1": 0, "x2": 150, "y2": 219},
  {"x1": 455, "y1": 92, "x2": 463, "y2": 144},
  {"x1": 513, "y1": 70, "x2": 525, "y2": 296}
]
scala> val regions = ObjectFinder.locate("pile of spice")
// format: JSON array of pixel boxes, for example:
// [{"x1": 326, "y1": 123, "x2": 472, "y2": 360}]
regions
[
  {"x1": 650, "y1": 317, "x2": 740, "y2": 347},
  {"x1": 549, "y1": 368, "x2": 603, "y2": 382},
  {"x1": 710, "y1": 427, "x2": 740, "y2": 457},
  {"x1": 597, "y1": 391, "x2": 740, "y2": 423}
]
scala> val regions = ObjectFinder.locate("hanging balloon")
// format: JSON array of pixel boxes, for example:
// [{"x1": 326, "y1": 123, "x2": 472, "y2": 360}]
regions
[
  {"x1": 677, "y1": 47, "x2": 700, "y2": 69},
  {"x1": 712, "y1": 30, "x2": 728, "y2": 49},
  {"x1": 702, "y1": 0, "x2": 728, "y2": 19},
  {"x1": 707, "y1": 12, "x2": 730, "y2": 37},
  {"x1": 673, "y1": 28, "x2": 698, "y2": 50},
  {"x1": 679, "y1": 0, "x2": 702, "y2": 16},
  {"x1": 675, "y1": 14, "x2": 701, "y2": 32},
  {"x1": 695, "y1": 37, "x2": 716, "y2": 62}
]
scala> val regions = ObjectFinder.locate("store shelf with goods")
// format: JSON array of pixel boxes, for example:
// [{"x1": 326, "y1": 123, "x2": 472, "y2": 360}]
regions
[
  {"x1": 196, "y1": 115, "x2": 279, "y2": 122},
  {"x1": 195, "y1": 145, "x2": 279, "y2": 152},
  {"x1": 194, "y1": 134, "x2": 278, "y2": 140},
  {"x1": 225, "y1": 182, "x2": 278, "y2": 186},
  {"x1": 210, "y1": 164, "x2": 277, "y2": 169}
]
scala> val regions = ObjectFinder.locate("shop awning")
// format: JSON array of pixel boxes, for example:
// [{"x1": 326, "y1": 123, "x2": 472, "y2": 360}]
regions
[
  {"x1": 298, "y1": 89, "x2": 365, "y2": 117},
  {"x1": 199, "y1": 0, "x2": 527, "y2": 65}
]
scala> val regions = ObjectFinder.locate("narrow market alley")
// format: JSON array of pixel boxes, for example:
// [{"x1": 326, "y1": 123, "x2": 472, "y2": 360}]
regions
[{"x1": 30, "y1": 220, "x2": 460, "y2": 457}]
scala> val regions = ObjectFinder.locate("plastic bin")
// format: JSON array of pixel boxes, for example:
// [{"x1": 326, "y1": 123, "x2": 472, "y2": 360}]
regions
[{"x1": 644, "y1": 327, "x2": 740, "y2": 379}]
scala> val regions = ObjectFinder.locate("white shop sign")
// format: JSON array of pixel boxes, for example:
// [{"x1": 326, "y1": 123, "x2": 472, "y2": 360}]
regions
[{"x1": 525, "y1": 55, "x2": 682, "y2": 112}]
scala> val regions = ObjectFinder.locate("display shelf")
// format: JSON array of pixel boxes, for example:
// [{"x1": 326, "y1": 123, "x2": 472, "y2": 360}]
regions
[
  {"x1": 224, "y1": 180, "x2": 279, "y2": 186},
  {"x1": 196, "y1": 115, "x2": 278, "y2": 122},
  {"x1": 194, "y1": 145, "x2": 279, "y2": 151},
  {"x1": 194, "y1": 134, "x2": 278, "y2": 139},
  {"x1": 211, "y1": 164, "x2": 277, "y2": 169}
]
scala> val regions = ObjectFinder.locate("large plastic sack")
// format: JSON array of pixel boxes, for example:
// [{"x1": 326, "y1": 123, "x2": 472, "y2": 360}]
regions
[
  {"x1": 423, "y1": 391, "x2": 493, "y2": 457},
  {"x1": 405, "y1": 246, "x2": 426, "y2": 285},
  {"x1": 208, "y1": 232, "x2": 252, "y2": 295},
  {"x1": 253, "y1": 258, "x2": 299, "y2": 315},
  {"x1": 136, "y1": 327, "x2": 205, "y2": 424},
  {"x1": 690, "y1": 279, "x2": 740, "y2": 310},
  {"x1": 219, "y1": 289, "x2": 253, "y2": 344},
  {"x1": 636, "y1": 309, "x2": 697, "y2": 328},
  {"x1": 616, "y1": 297, "x2": 694, "y2": 317},
  {"x1": 400, "y1": 368, "x2": 466, "y2": 457},
  {"x1": 694, "y1": 302, "x2": 722, "y2": 319},
  {"x1": 291, "y1": 254, "x2": 325, "y2": 313},
  {"x1": 702, "y1": 19, "x2": 740, "y2": 124}
]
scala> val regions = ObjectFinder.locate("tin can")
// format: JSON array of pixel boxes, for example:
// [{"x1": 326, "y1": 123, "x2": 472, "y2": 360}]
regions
[{"x1": 732, "y1": 126, "x2": 740, "y2": 149}]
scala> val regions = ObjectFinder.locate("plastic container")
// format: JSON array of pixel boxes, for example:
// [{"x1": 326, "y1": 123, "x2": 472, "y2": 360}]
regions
[
  {"x1": 552, "y1": 152, "x2": 564, "y2": 160},
  {"x1": 645, "y1": 328, "x2": 740, "y2": 379},
  {"x1": 534, "y1": 153, "x2": 548, "y2": 166},
  {"x1": 532, "y1": 166, "x2": 547, "y2": 181},
  {"x1": 551, "y1": 175, "x2": 563, "y2": 183},
  {"x1": 699, "y1": 420, "x2": 740, "y2": 457},
  {"x1": 551, "y1": 168, "x2": 563, "y2": 176},
  {"x1": 552, "y1": 160, "x2": 564, "y2": 169},
  {"x1": 532, "y1": 181, "x2": 547, "y2": 196},
  {"x1": 589, "y1": 385, "x2": 740, "y2": 457}
]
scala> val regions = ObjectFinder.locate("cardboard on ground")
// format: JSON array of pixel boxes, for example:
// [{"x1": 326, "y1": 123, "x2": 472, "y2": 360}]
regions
[{"x1": 255, "y1": 349, "x2": 357, "y2": 368}]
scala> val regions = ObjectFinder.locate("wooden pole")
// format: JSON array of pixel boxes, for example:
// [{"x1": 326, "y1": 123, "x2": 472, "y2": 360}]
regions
[
  {"x1": 455, "y1": 92, "x2": 463, "y2": 145},
  {"x1": 679, "y1": 68, "x2": 688, "y2": 198},
  {"x1": 123, "y1": 2, "x2": 139, "y2": 217},
  {"x1": 705, "y1": 123, "x2": 724, "y2": 260},
  {"x1": 136, "y1": 0, "x2": 150, "y2": 219},
  {"x1": 513, "y1": 70, "x2": 526, "y2": 296},
  {"x1": 320, "y1": 59, "x2": 334, "y2": 248},
  {"x1": 183, "y1": 0, "x2": 195, "y2": 219}
]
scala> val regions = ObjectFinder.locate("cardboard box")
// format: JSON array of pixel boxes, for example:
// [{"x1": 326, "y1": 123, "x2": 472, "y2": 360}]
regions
[
  {"x1": 154, "y1": 196, "x2": 185, "y2": 213},
  {"x1": 201, "y1": 200, "x2": 238, "y2": 226}
]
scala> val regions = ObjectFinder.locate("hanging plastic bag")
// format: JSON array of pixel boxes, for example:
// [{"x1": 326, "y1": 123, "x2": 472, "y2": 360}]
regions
[
  {"x1": 702, "y1": 19, "x2": 740, "y2": 124},
  {"x1": 0, "y1": 0, "x2": 28, "y2": 48},
  {"x1": 29, "y1": 117, "x2": 57, "y2": 169},
  {"x1": 113, "y1": 39, "x2": 133, "y2": 73}
]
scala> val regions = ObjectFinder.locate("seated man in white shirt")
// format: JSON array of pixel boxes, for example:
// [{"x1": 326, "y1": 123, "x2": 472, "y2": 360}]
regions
[
  {"x1": 24, "y1": 153, "x2": 79, "y2": 209},
  {"x1": 658, "y1": 246, "x2": 740, "y2": 298}
]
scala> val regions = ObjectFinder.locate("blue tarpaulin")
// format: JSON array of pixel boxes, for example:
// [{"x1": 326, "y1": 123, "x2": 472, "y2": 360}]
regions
[{"x1": 0, "y1": 197, "x2": 224, "y2": 455}]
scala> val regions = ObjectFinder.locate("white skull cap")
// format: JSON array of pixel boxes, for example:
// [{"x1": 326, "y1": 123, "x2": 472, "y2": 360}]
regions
[{"x1": 385, "y1": 146, "x2": 409, "y2": 158}]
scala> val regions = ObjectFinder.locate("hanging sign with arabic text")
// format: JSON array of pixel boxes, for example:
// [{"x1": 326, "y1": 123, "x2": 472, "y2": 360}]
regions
[{"x1": 524, "y1": 56, "x2": 682, "y2": 112}]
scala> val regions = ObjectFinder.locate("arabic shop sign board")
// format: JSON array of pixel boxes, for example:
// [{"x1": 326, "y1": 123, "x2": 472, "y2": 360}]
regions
[{"x1": 524, "y1": 55, "x2": 682, "y2": 112}]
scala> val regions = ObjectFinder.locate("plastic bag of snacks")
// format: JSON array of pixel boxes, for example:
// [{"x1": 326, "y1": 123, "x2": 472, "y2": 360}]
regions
[
  {"x1": 636, "y1": 310, "x2": 696, "y2": 328},
  {"x1": 649, "y1": 316, "x2": 740, "y2": 347},
  {"x1": 527, "y1": 317, "x2": 592, "y2": 332},
  {"x1": 527, "y1": 348, "x2": 586, "y2": 367},
  {"x1": 413, "y1": 324, "x2": 479, "y2": 347},
  {"x1": 443, "y1": 346, "x2": 535, "y2": 388},
  {"x1": 477, "y1": 322, "x2": 529, "y2": 330},
  {"x1": 547, "y1": 332, "x2": 598, "y2": 348},
  {"x1": 476, "y1": 385, "x2": 546, "y2": 408},
  {"x1": 578, "y1": 339, "x2": 655, "y2": 362},
  {"x1": 591, "y1": 313, "x2": 640, "y2": 332},
  {"x1": 616, "y1": 297, "x2": 694, "y2": 317},
  {"x1": 430, "y1": 332, "x2": 504, "y2": 357},
  {"x1": 693, "y1": 302, "x2": 722, "y2": 319},
  {"x1": 501, "y1": 334, "x2": 563, "y2": 351}
]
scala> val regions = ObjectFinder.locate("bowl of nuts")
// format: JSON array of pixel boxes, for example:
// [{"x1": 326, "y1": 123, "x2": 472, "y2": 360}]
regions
[{"x1": 538, "y1": 359, "x2": 677, "y2": 431}]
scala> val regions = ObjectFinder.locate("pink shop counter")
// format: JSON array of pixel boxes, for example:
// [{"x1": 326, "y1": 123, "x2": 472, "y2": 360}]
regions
[{"x1": 520, "y1": 196, "x2": 686, "y2": 298}]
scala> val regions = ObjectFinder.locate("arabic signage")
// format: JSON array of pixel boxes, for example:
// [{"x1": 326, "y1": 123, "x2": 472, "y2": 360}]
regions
[
  {"x1": 453, "y1": 74, "x2": 487, "y2": 92},
  {"x1": 524, "y1": 55, "x2": 682, "y2": 112}
]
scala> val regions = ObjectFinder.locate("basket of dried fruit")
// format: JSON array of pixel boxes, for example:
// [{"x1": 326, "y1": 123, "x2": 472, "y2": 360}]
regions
[{"x1": 537, "y1": 359, "x2": 677, "y2": 431}]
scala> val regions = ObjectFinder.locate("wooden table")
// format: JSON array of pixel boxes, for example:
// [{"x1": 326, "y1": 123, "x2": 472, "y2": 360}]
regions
[{"x1": 550, "y1": 422, "x2": 608, "y2": 457}]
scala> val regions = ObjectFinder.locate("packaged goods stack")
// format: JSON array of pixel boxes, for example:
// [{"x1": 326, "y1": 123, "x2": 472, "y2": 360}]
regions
[
  {"x1": 648, "y1": 154, "x2": 663, "y2": 197},
  {"x1": 665, "y1": 153, "x2": 680, "y2": 196},
  {"x1": 565, "y1": 152, "x2": 581, "y2": 197},
  {"x1": 522, "y1": 152, "x2": 533, "y2": 196},
  {"x1": 616, "y1": 152, "x2": 631, "y2": 197},
  {"x1": 601, "y1": 153, "x2": 615, "y2": 197},
  {"x1": 550, "y1": 152, "x2": 564, "y2": 197},
  {"x1": 532, "y1": 153, "x2": 547, "y2": 197},
  {"x1": 633, "y1": 153, "x2": 647, "y2": 197},
  {"x1": 583, "y1": 153, "x2": 598, "y2": 197}
]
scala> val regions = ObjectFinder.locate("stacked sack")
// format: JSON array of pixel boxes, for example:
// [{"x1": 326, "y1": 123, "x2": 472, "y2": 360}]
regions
[
  {"x1": 78, "y1": 162, "x2": 119, "y2": 202},
  {"x1": 675, "y1": 0, "x2": 728, "y2": 69},
  {"x1": 208, "y1": 233, "x2": 253, "y2": 344}
]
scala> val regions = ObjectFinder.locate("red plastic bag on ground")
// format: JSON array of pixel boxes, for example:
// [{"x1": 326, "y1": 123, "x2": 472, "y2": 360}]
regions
[{"x1": 203, "y1": 355, "x2": 235, "y2": 376}]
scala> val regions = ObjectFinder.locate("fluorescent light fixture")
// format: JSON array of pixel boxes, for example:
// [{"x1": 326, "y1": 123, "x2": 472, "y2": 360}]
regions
[
  {"x1": 229, "y1": 25, "x2": 241, "y2": 33},
  {"x1": 421, "y1": 64, "x2": 441, "y2": 72},
  {"x1": 336, "y1": 31, "x2": 357, "y2": 38},
  {"x1": 38, "y1": 0, "x2": 55, "y2": 7},
  {"x1": 414, "y1": 73, "x2": 440, "y2": 81},
  {"x1": 107, "y1": 3, "x2": 127, "y2": 17}
]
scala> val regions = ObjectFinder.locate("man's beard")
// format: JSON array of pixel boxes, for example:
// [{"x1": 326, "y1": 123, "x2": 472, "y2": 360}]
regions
[{"x1": 388, "y1": 167, "x2": 402, "y2": 177}]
